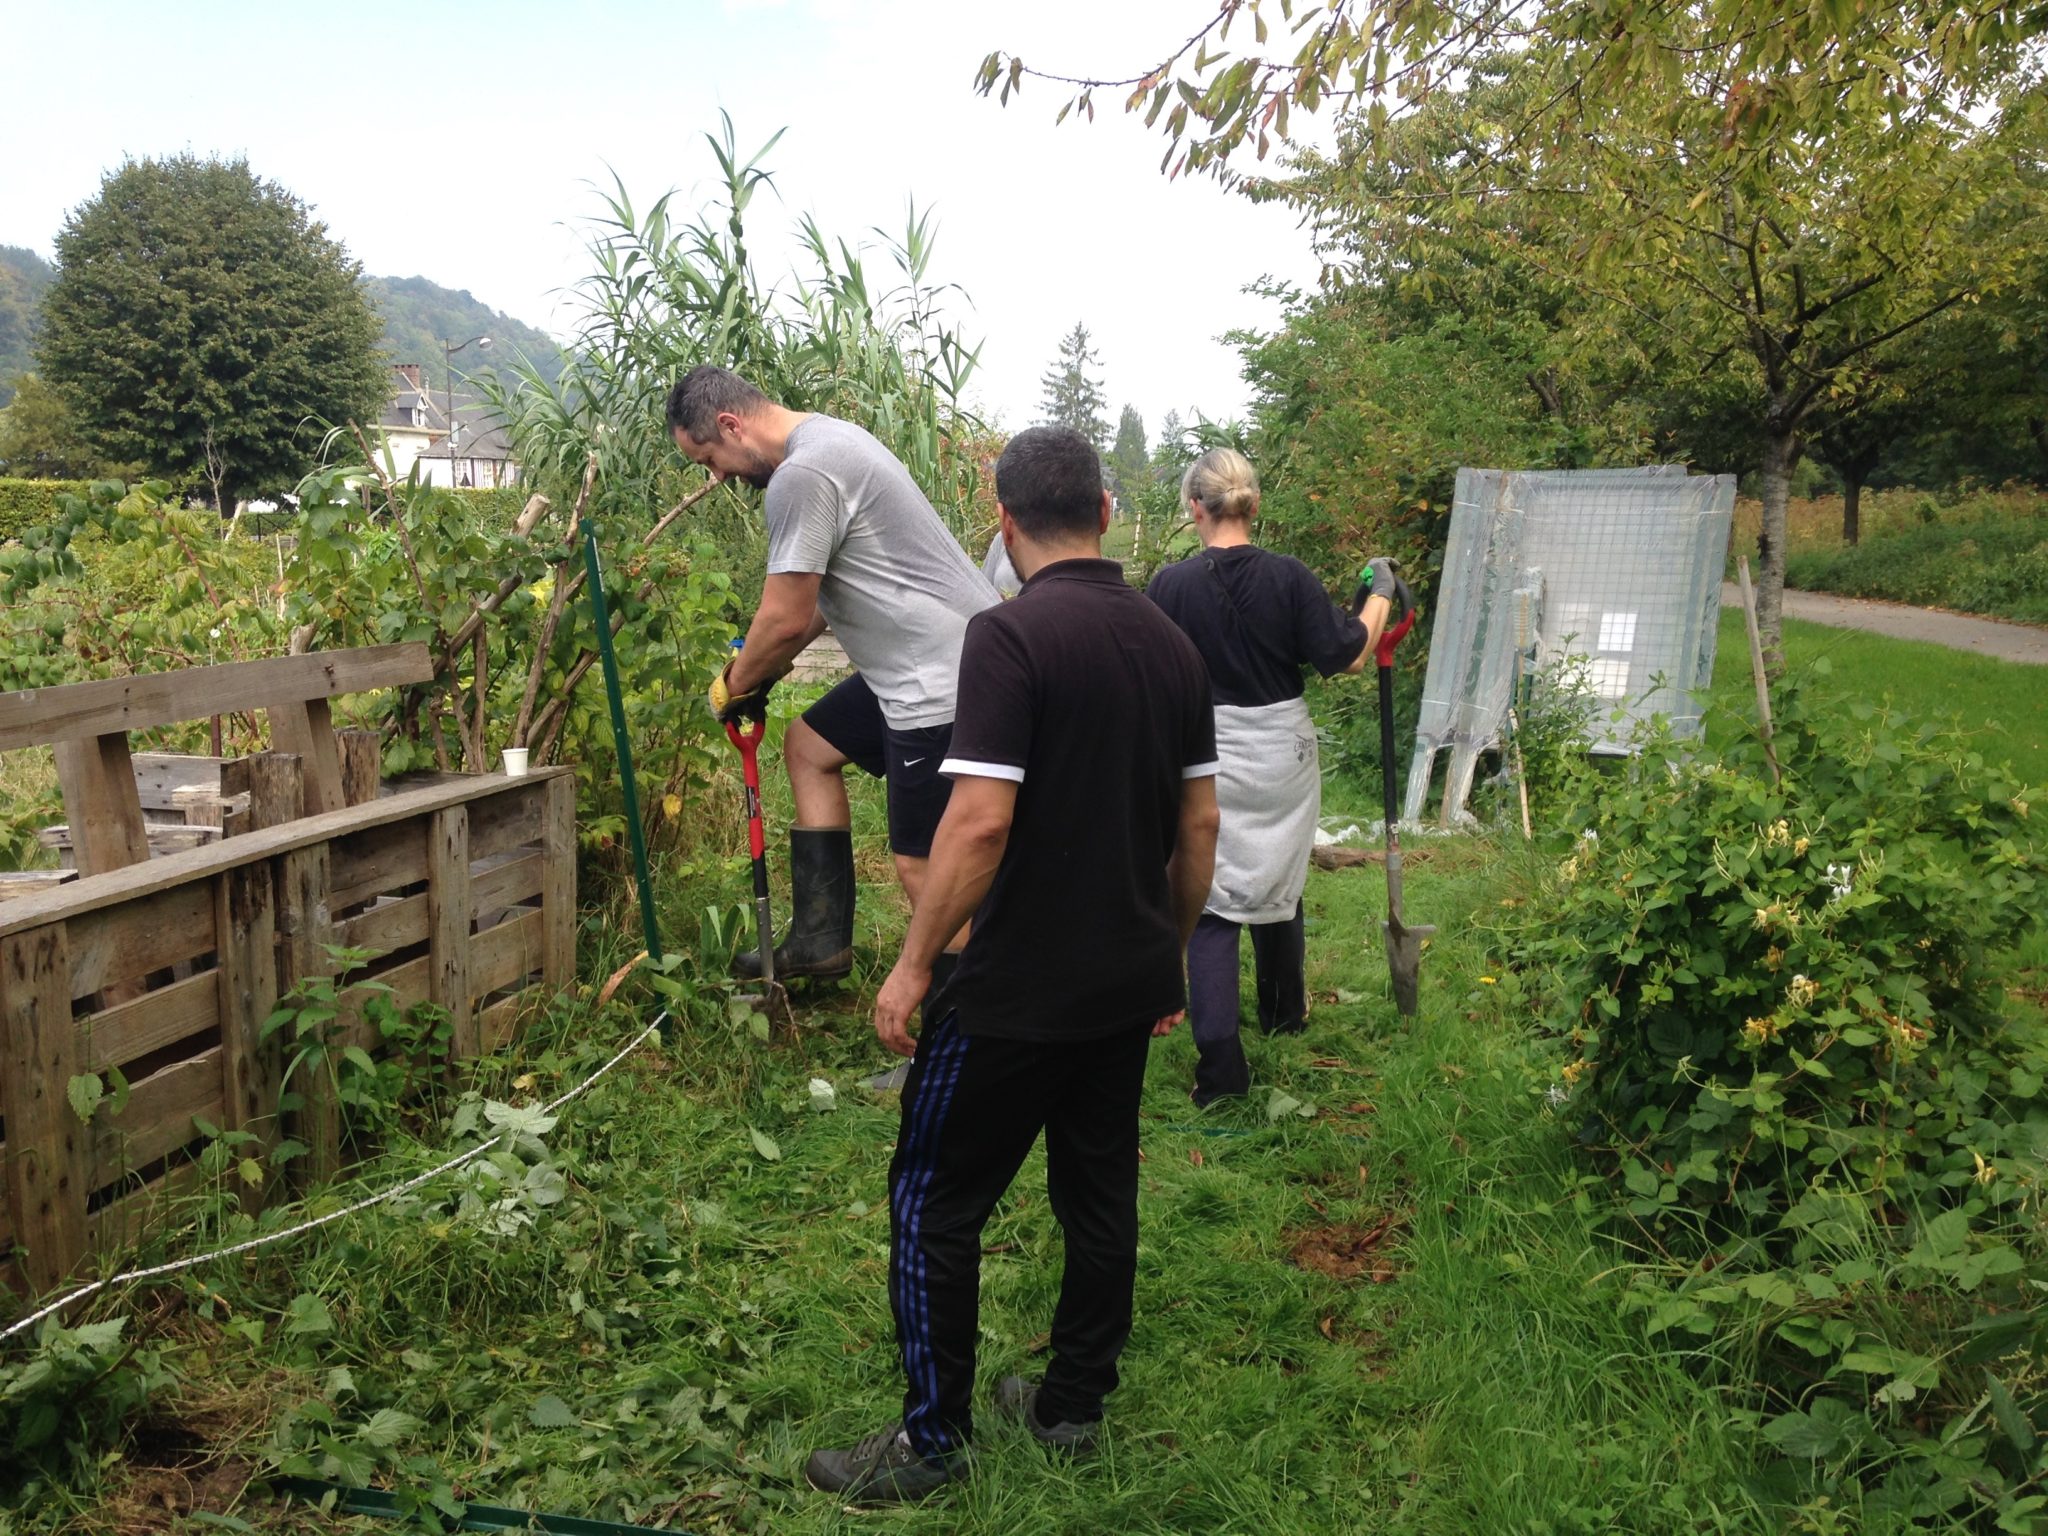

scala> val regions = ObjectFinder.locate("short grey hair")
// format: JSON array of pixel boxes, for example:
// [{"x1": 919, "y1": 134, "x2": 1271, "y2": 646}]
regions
[{"x1": 665, "y1": 365, "x2": 771, "y2": 443}]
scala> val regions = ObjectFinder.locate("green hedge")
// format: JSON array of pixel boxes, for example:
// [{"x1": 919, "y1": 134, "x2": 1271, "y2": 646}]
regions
[
  {"x1": 1783, "y1": 503, "x2": 2048, "y2": 624},
  {"x1": 0, "y1": 478, "x2": 93, "y2": 542},
  {"x1": 452, "y1": 485, "x2": 531, "y2": 521}
]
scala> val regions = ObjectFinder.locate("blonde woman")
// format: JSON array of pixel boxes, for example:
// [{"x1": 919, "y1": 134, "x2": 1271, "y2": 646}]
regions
[{"x1": 1146, "y1": 448, "x2": 1397, "y2": 1104}]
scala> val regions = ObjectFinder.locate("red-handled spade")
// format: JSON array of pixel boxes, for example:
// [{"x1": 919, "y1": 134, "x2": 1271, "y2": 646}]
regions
[
  {"x1": 725, "y1": 700, "x2": 791, "y2": 1030},
  {"x1": 1352, "y1": 564, "x2": 1433, "y2": 1017}
]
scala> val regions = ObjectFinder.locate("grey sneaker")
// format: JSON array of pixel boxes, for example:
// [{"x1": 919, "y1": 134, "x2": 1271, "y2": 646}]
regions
[
  {"x1": 993, "y1": 1376, "x2": 1100, "y2": 1454},
  {"x1": 804, "y1": 1422, "x2": 968, "y2": 1503}
]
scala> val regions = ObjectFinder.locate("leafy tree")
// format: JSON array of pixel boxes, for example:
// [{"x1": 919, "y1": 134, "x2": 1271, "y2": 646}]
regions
[
  {"x1": 0, "y1": 246, "x2": 57, "y2": 406},
  {"x1": 1807, "y1": 364, "x2": 1944, "y2": 545},
  {"x1": 0, "y1": 373, "x2": 139, "y2": 480},
  {"x1": 1883, "y1": 264, "x2": 2048, "y2": 492},
  {"x1": 1037, "y1": 322, "x2": 1109, "y2": 447},
  {"x1": 1150, "y1": 408, "x2": 1189, "y2": 474},
  {"x1": 1107, "y1": 404, "x2": 1148, "y2": 509},
  {"x1": 1284, "y1": 49, "x2": 2048, "y2": 663},
  {"x1": 977, "y1": 2, "x2": 2041, "y2": 184},
  {"x1": 38, "y1": 155, "x2": 387, "y2": 508}
]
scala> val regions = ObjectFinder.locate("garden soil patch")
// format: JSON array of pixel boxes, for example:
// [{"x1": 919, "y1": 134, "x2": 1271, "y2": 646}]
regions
[{"x1": 1288, "y1": 1212, "x2": 1406, "y2": 1284}]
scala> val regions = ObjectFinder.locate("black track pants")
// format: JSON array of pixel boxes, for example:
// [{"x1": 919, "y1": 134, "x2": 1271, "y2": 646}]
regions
[
  {"x1": 888, "y1": 1010, "x2": 1151, "y2": 1457},
  {"x1": 1185, "y1": 902, "x2": 1307, "y2": 1104}
]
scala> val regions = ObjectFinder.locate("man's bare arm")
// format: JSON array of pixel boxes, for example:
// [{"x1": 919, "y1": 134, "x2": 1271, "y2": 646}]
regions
[
  {"x1": 1166, "y1": 774, "x2": 1221, "y2": 946},
  {"x1": 872, "y1": 776, "x2": 1018, "y2": 1056},
  {"x1": 730, "y1": 572, "x2": 826, "y2": 693}
]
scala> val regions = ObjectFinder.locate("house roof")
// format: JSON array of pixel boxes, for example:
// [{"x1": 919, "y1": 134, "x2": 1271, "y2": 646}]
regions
[{"x1": 416, "y1": 397, "x2": 516, "y2": 462}]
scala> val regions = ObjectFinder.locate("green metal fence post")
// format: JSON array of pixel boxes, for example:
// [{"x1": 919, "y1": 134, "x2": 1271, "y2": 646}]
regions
[{"x1": 577, "y1": 511, "x2": 666, "y2": 1026}]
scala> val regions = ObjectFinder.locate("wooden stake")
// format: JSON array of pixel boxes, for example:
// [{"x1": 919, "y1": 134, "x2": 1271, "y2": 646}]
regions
[
  {"x1": 1506, "y1": 709, "x2": 1534, "y2": 840},
  {"x1": 1736, "y1": 557, "x2": 1782, "y2": 787}
]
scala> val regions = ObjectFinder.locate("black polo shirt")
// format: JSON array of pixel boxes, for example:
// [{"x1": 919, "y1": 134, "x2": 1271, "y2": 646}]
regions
[
  {"x1": 938, "y1": 557, "x2": 1218, "y2": 1042},
  {"x1": 1146, "y1": 546, "x2": 1366, "y2": 708}
]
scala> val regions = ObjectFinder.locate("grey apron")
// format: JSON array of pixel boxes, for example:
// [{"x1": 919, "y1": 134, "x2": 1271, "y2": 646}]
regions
[{"x1": 1206, "y1": 696, "x2": 1319, "y2": 925}]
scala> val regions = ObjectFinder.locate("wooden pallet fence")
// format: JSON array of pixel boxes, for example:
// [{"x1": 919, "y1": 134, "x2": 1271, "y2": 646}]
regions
[{"x1": 0, "y1": 769, "x2": 576, "y2": 1295}]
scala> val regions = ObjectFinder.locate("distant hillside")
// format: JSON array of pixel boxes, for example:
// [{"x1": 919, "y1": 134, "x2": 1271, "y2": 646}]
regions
[
  {"x1": 367, "y1": 274, "x2": 570, "y2": 394},
  {"x1": 0, "y1": 258, "x2": 568, "y2": 409},
  {"x1": 0, "y1": 245, "x2": 57, "y2": 406}
]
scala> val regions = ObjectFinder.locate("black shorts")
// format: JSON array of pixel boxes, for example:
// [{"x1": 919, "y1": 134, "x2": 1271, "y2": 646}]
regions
[{"x1": 801, "y1": 673, "x2": 954, "y2": 858}]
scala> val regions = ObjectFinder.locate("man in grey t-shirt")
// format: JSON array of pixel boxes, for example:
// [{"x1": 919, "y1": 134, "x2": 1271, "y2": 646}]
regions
[{"x1": 668, "y1": 366, "x2": 998, "y2": 983}]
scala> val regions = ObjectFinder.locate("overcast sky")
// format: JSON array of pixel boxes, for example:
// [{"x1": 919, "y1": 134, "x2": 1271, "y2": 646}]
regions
[{"x1": 0, "y1": 0, "x2": 1330, "y2": 436}]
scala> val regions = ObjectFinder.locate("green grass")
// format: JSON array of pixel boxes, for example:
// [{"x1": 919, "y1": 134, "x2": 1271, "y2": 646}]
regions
[
  {"x1": 13, "y1": 603, "x2": 2043, "y2": 1535},
  {"x1": 10, "y1": 805, "x2": 1799, "y2": 1534},
  {"x1": 1706, "y1": 607, "x2": 2048, "y2": 789}
]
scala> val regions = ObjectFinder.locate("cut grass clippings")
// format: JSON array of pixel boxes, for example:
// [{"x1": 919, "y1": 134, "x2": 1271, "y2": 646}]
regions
[
  {"x1": 18, "y1": 603, "x2": 2045, "y2": 1534},
  {"x1": 9, "y1": 813, "x2": 1792, "y2": 1535}
]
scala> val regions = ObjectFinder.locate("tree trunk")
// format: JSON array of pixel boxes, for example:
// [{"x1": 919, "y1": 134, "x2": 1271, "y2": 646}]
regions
[
  {"x1": 1755, "y1": 425, "x2": 1795, "y2": 675},
  {"x1": 1841, "y1": 471, "x2": 1862, "y2": 547}
]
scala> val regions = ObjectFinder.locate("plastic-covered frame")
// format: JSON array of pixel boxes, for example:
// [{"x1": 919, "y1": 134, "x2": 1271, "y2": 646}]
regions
[{"x1": 1403, "y1": 466, "x2": 1735, "y2": 825}]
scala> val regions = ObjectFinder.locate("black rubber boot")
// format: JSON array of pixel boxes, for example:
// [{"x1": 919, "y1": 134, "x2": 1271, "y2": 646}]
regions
[{"x1": 735, "y1": 827, "x2": 855, "y2": 982}]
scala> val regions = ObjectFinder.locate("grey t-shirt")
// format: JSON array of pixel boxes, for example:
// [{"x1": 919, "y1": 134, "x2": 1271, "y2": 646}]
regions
[
  {"x1": 766, "y1": 416, "x2": 999, "y2": 728},
  {"x1": 982, "y1": 530, "x2": 1023, "y2": 597}
]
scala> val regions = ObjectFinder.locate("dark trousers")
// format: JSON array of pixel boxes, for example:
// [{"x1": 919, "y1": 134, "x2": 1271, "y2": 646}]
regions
[
  {"x1": 889, "y1": 1010, "x2": 1150, "y2": 1458},
  {"x1": 1185, "y1": 902, "x2": 1307, "y2": 1104}
]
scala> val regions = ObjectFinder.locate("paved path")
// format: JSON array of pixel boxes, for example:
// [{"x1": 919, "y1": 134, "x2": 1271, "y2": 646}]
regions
[{"x1": 1722, "y1": 584, "x2": 2048, "y2": 666}]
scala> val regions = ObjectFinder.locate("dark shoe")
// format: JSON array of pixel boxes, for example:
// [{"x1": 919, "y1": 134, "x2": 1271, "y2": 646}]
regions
[
  {"x1": 993, "y1": 1376, "x2": 1100, "y2": 1455},
  {"x1": 804, "y1": 1421, "x2": 968, "y2": 1502},
  {"x1": 1191, "y1": 1085, "x2": 1244, "y2": 1110},
  {"x1": 736, "y1": 827, "x2": 855, "y2": 981}
]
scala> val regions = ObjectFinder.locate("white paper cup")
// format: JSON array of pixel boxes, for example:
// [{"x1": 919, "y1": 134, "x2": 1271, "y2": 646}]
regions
[{"x1": 501, "y1": 747, "x2": 530, "y2": 778}]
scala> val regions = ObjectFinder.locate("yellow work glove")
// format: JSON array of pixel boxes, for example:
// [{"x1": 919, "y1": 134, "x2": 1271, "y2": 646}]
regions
[{"x1": 708, "y1": 662, "x2": 769, "y2": 723}]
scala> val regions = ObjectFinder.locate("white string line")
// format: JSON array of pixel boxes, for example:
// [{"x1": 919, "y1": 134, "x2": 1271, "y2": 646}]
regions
[{"x1": 1, "y1": 1014, "x2": 668, "y2": 1347}]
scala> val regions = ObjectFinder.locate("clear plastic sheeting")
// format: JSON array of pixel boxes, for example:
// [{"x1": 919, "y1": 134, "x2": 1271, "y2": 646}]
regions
[{"x1": 1403, "y1": 466, "x2": 1735, "y2": 826}]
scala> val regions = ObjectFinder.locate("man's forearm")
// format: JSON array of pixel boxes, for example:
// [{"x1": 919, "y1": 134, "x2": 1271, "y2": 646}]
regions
[
  {"x1": 1167, "y1": 841, "x2": 1215, "y2": 945},
  {"x1": 898, "y1": 814, "x2": 1007, "y2": 972},
  {"x1": 1166, "y1": 779, "x2": 1219, "y2": 946},
  {"x1": 731, "y1": 603, "x2": 824, "y2": 692}
]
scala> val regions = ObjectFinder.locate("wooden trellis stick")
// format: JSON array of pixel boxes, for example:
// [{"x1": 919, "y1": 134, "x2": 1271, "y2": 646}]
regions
[{"x1": 1735, "y1": 557, "x2": 1781, "y2": 787}]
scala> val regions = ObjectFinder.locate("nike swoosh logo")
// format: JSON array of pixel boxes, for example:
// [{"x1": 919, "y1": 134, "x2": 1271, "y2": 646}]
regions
[{"x1": 902, "y1": 757, "x2": 926, "y2": 767}]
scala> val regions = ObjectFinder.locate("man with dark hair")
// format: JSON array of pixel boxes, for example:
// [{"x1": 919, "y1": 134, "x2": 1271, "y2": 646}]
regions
[
  {"x1": 804, "y1": 427, "x2": 1222, "y2": 1503},
  {"x1": 666, "y1": 364, "x2": 998, "y2": 987}
]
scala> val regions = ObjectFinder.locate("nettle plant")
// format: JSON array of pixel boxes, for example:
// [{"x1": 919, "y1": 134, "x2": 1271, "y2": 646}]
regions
[{"x1": 1517, "y1": 683, "x2": 2048, "y2": 1521}]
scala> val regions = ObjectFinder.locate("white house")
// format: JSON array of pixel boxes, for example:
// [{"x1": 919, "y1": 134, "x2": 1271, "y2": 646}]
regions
[
  {"x1": 373, "y1": 364, "x2": 445, "y2": 482},
  {"x1": 373, "y1": 364, "x2": 521, "y2": 489},
  {"x1": 416, "y1": 400, "x2": 520, "y2": 489}
]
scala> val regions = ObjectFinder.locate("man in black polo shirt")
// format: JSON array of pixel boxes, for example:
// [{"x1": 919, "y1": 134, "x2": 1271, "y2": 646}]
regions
[{"x1": 804, "y1": 428, "x2": 1220, "y2": 1503}]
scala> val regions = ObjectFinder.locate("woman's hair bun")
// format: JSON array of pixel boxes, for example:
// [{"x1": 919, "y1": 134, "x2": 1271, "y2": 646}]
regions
[{"x1": 1181, "y1": 447, "x2": 1259, "y2": 522}]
